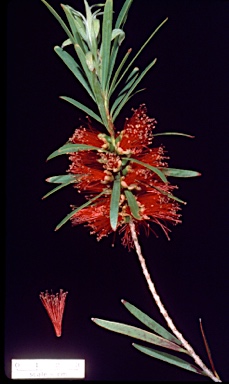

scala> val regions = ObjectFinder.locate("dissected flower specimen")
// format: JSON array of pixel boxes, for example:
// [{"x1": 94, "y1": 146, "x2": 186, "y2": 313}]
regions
[{"x1": 39, "y1": 289, "x2": 68, "y2": 337}]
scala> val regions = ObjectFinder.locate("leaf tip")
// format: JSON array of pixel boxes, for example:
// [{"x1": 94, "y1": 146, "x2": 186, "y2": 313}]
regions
[{"x1": 121, "y1": 299, "x2": 126, "y2": 304}]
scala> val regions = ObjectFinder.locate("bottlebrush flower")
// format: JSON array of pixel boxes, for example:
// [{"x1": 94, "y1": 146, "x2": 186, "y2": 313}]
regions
[
  {"x1": 66, "y1": 104, "x2": 182, "y2": 250},
  {"x1": 39, "y1": 289, "x2": 68, "y2": 337}
]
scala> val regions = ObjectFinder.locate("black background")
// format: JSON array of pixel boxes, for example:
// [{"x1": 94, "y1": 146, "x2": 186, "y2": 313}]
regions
[{"x1": 5, "y1": 0, "x2": 229, "y2": 382}]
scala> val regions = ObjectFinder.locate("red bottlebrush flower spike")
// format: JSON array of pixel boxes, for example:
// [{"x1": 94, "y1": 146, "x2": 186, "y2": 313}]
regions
[
  {"x1": 39, "y1": 289, "x2": 68, "y2": 337},
  {"x1": 65, "y1": 104, "x2": 182, "y2": 250}
]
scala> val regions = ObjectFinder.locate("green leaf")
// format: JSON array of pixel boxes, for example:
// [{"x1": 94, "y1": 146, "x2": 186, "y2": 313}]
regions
[
  {"x1": 113, "y1": 17, "x2": 168, "y2": 93},
  {"x1": 151, "y1": 185, "x2": 187, "y2": 205},
  {"x1": 91, "y1": 318, "x2": 188, "y2": 353},
  {"x1": 59, "y1": 96, "x2": 103, "y2": 124},
  {"x1": 108, "y1": 48, "x2": 132, "y2": 97},
  {"x1": 42, "y1": 177, "x2": 77, "y2": 199},
  {"x1": 74, "y1": 44, "x2": 94, "y2": 89},
  {"x1": 111, "y1": 28, "x2": 125, "y2": 45},
  {"x1": 101, "y1": 0, "x2": 113, "y2": 90},
  {"x1": 110, "y1": 68, "x2": 139, "y2": 116},
  {"x1": 114, "y1": 0, "x2": 133, "y2": 29},
  {"x1": 154, "y1": 132, "x2": 195, "y2": 138},
  {"x1": 160, "y1": 168, "x2": 201, "y2": 178},
  {"x1": 124, "y1": 190, "x2": 141, "y2": 219},
  {"x1": 106, "y1": 0, "x2": 133, "y2": 92},
  {"x1": 112, "y1": 58, "x2": 157, "y2": 121},
  {"x1": 55, "y1": 189, "x2": 107, "y2": 230},
  {"x1": 46, "y1": 174, "x2": 78, "y2": 183},
  {"x1": 92, "y1": 73, "x2": 111, "y2": 132},
  {"x1": 110, "y1": 172, "x2": 121, "y2": 230},
  {"x1": 132, "y1": 344, "x2": 205, "y2": 376},
  {"x1": 121, "y1": 300, "x2": 182, "y2": 345},
  {"x1": 54, "y1": 46, "x2": 95, "y2": 100},
  {"x1": 40, "y1": 0, "x2": 74, "y2": 42},
  {"x1": 123, "y1": 157, "x2": 168, "y2": 184},
  {"x1": 61, "y1": 4, "x2": 86, "y2": 49},
  {"x1": 47, "y1": 143, "x2": 107, "y2": 161}
]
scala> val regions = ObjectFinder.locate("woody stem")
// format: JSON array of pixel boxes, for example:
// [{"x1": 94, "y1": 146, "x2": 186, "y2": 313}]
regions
[{"x1": 129, "y1": 219, "x2": 221, "y2": 382}]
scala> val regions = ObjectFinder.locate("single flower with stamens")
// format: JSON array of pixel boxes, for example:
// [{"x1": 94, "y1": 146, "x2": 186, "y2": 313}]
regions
[{"x1": 39, "y1": 289, "x2": 68, "y2": 337}]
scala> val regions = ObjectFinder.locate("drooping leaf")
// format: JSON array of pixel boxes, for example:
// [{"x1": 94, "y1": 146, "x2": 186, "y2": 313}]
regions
[
  {"x1": 132, "y1": 343, "x2": 206, "y2": 376},
  {"x1": 110, "y1": 172, "x2": 121, "y2": 230},
  {"x1": 59, "y1": 96, "x2": 103, "y2": 124},
  {"x1": 91, "y1": 318, "x2": 188, "y2": 353},
  {"x1": 111, "y1": 28, "x2": 125, "y2": 45},
  {"x1": 55, "y1": 190, "x2": 107, "y2": 230},
  {"x1": 124, "y1": 157, "x2": 168, "y2": 183},
  {"x1": 121, "y1": 300, "x2": 182, "y2": 346},
  {"x1": 54, "y1": 47, "x2": 95, "y2": 100},
  {"x1": 160, "y1": 168, "x2": 201, "y2": 178},
  {"x1": 124, "y1": 190, "x2": 141, "y2": 219},
  {"x1": 47, "y1": 143, "x2": 107, "y2": 161}
]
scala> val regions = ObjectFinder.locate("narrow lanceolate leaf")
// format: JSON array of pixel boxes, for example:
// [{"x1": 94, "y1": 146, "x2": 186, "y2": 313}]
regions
[
  {"x1": 42, "y1": 179, "x2": 76, "y2": 199},
  {"x1": 101, "y1": 0, "x2": 113, "y2": 90},
  {"x1": 132, "y1": 344, "x2": 205, "y2": 376},
  {"x1": 47, "y1": 143, "x2": 107, "y2": 161},
  {"x1": 154, "y1": 132, "x2": 195, "y2": 138},
  {"x1": 151, "y1": 185, "x2": 187, "y2": 205},
  {"x1": 108, "y1": 48, "x2": 132, "y2": 97},
  {"x1": 106, "y1": 0, "x2": 133, "y2": 92},
  {"x1": 160, "y1": 168, "x2": 201, "y2": 178},
  {"x1": 124, "y1": 190, "x2": 141, "y2": 219},
  {"x1": 110, "y1": 172, "x2": 121, "y2": 230},
  {"x1": 112, "y1": 58, "x2": 157, "y2": 121},
  {"x1": 115, "y1": 0, "x2": 133, "y2": 29},
  {"x1": 41, "y1": 0, "x2": 74, "y2": 42},
  {"x1": 55, "y1": 190, "x2": 107, "y2": 231},
  {"x1": 114, "y1": 17, "x2": 168, "y2": 92},
  {"x1": 46, "y1": 174, "x2": 78, "y2": 184},
  {"x1": 74, "y1": 44, "x2": 94, "y2": 88},
  {"x1": 54, "y1": 47, "x2": 95, "y2": 100},
  {"x1": 92, "y1": 74, "x2": 110, "y2": 132},
  {"x1": 61, "y1": 5, "x2": 83, "y2": 48},
  {"x1": 59, "y1": 96, "x2": 103, "y2": 124},
  {"x1": 110, "y1": 69, "x2": 139, "y2": 116},
  {"x1": 124, "y1": 157, "x2": 168, "y2": 184},
  {"x1": 121, "y1": 300, "x2": 182, "y2": 346},
  {"x1": 91, "y1": 318, "x2": 188, "y2": 353}
]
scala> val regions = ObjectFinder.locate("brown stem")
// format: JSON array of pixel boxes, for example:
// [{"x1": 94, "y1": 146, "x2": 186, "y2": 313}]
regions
[{"x1": 129, "y1": 219, "x2": 221, "y2": 382}]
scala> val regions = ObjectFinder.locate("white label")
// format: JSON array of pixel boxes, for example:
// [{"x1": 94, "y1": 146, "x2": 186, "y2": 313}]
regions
[{"x1": 11, "y1": 359, "x2": 85, "y2": 379}]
